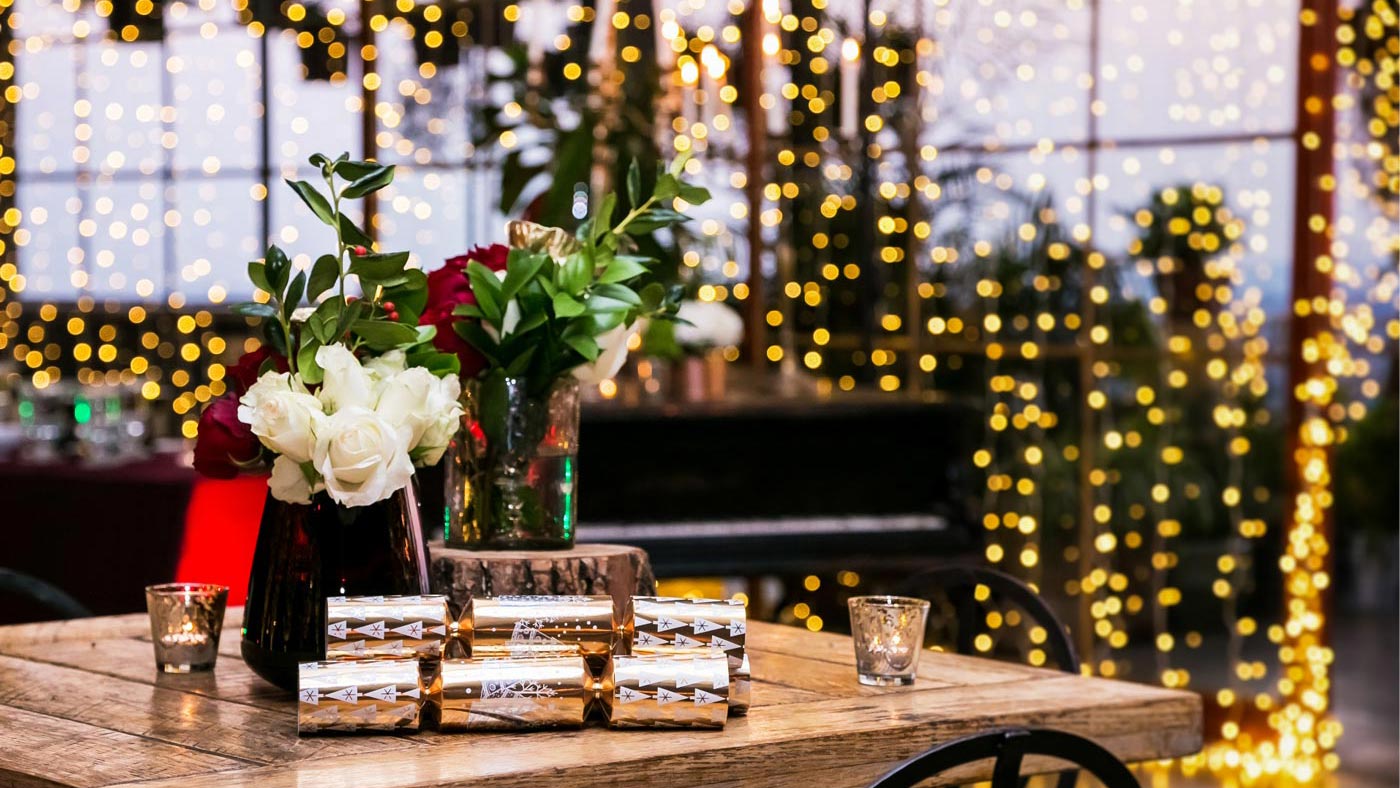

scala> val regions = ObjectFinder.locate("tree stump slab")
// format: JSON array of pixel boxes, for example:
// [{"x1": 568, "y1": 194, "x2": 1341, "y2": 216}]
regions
[{"x1": 429, "y1": 543, "x2": 656, "y2": 614}]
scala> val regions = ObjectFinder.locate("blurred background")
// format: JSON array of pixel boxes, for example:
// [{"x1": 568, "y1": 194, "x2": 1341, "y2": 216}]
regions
[{"x1": 0, "y1": 0, "x2": 1395, "y2": 784}]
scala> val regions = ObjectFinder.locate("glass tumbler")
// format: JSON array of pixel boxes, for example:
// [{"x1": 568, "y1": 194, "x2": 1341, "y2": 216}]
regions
[
  {"x1": 847, "y1": 595, "x2": 931, "y2": 686},
  {"x1": 145, "y1": 583, "x2": 229, "y2": 673}
]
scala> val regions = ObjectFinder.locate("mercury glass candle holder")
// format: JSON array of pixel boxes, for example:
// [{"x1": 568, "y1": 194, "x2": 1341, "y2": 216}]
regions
[
  {"x1": 145, "y1": 583, "x2": 229, "y2": 673},
  {"x1": 847, "y1": 595, "x2": 931, "y2": 686}
]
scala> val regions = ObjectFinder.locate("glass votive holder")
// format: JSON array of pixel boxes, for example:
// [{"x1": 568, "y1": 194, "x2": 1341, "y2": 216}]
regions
[
  {"x1": 145, "y1": 583, "x2": 229, "y2": 673},
  {"x1": 847, "y1": 595, "x2": 931, "y2": 686}
]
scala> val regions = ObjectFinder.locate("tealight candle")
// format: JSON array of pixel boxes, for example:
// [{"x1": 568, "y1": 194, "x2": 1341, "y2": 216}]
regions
[
  {"x1": 847, "y1": 595, "x2": 930, "y2": 686},
  {"x1": 145, "y1": 583, "x2": 228, "y2": 673}
]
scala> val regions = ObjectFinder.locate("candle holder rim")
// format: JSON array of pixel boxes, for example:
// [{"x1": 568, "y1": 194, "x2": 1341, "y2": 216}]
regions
[
  {"x1": 847, "y1": 594, "x2": 931, "y2": 609},
  {"x1": 145, "y1": 582, "x2": 230, "y2": 596}
]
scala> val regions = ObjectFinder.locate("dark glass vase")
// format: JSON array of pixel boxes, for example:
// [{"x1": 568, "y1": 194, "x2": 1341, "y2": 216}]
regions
[
  {"x1": 241, "y1": 484, "x2": 429, "y2": 691},
  {"x1": 445, "y1": 375, "x2": 580, "y2": 550}
]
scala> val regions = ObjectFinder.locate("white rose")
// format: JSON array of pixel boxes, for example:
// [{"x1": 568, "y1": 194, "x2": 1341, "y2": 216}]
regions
[
  {"x1": 290, "y1": 306, "x2": 316, "y2": 323},
  {"x1": 414, "y1": 375, "x2": 463, "y2": 466},
  {"x1": 312, "y1": 405, "x2": 415, "y2": 507},
  {"x1": 674, "y1": 299, "x2": 744, "y2": 349},
  {"x1": 237, "y1": 371, "x2": 324, "y2": 463},
  {"x1": 269, "y1": 455, "x2": 320, "y2": 504},
  {"x1": 315, "y1": 344, "x2": 378, "y2": 411},
  {"x1": 375, "y1": 368, "x2": 463, "y2": 465},
  {"x1": 364, "y1": 350, "x2": 407, "y2": 380},
  {"x1": 573, "y1": 321, "x2": 641, "y2": 385}
]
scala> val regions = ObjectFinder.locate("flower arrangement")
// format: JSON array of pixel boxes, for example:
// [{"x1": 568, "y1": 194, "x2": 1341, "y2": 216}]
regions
[
  {"x1": 194, "y1": 153, "x2": 462, "y2": 507},
  {"x1": 423, "y1": 154, "x2": 713, "y2": 393},
  {"x1": 431, "y1": 154, "x2": 713, "y2": 548}
]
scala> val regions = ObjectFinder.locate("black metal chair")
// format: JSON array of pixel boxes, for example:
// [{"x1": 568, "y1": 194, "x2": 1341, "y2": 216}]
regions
[
  {"x1": 868, "y1": 728, "x2": 1140, "y2": 788},
  {"x1": 895, "y1": 565, "x2": 1079, "y2": 674},
  {"x1": 0, "y1": 569, "x2": 92, "y2": 621},
  {"x1": 895, "y1": 566, "x2": 1081, "y2": 788}
]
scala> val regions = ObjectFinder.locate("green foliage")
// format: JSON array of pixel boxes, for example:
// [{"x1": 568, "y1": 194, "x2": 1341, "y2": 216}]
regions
[
  {"x1": 453, "y1": 155, "x2": 707, "y2": 394},
  {"x1": 236, "y1": 152, "x2": 458, "y2": 379}
]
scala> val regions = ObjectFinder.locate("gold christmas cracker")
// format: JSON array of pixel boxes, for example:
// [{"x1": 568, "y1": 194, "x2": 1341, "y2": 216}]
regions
[
  {"x1": 297, "y1": 659, "x2": 428, "y2": 734},
  {"x1": 600, "y1": 654, "x2": 730, "y2": 729},
  {"x1": 462, "y1": 595, "x2": 617, "y2": 659},
  {"x1": 436, "y1": 656, "x2": 593, "y2": 731},
  {"x1": 626, "y1": 596, "x2": 747, "y2": 669},
  {"x1": 325, "y1": 594, "x2": 454, "y2": 661},
  {"x1": 730, "y1": 653, "x2": 751, "y2": 716}
]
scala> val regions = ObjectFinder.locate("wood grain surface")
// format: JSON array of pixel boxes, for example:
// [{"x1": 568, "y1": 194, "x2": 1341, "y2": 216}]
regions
[{"x1": 0, "y1": 610, "x2": 1201, "y2": 788}]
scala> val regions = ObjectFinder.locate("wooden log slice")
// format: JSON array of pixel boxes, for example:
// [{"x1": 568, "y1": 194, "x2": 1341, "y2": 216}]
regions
[{"x1": 429, "y1": 543, "x2": 656, "y2": 615}]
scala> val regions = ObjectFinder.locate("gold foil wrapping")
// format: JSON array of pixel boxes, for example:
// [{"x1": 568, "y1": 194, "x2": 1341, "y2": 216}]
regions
[
  {"x1": 730, "y1": 653, "x2": 751, "y2": 716},
  {"x1": 626, "y1": 597, "x2": 747, "y2": 669},
  {"x1": 601, "y1": 654, "x2": 730, "y2": 729},
  {"x1": 297, "y1": 660, "x2": 428, "y2": 734},
  {"x1": 463, "y1": 595, "x2": 617, "y2": 659},
  {"x1": 437, "y1": 656, "x2": 593, "y2": 731},
  {"x1": 325, "y1": 594, "x2": 454, "y2": 661}
]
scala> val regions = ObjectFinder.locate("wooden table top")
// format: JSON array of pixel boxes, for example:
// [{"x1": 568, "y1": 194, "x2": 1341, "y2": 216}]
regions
[{"x1": 0, "y1": 609, "x2": 1202, "y2": 788}]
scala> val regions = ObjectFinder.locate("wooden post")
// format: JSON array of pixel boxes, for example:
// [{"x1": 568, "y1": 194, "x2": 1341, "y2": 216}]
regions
[{"x1": 740, "y1": 4, "x2": 766, "y2": 369}]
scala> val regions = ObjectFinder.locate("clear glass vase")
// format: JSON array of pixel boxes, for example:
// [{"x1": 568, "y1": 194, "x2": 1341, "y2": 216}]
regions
[{"x1": 445, "y1": 375, "x2": 580, "y2": 550}]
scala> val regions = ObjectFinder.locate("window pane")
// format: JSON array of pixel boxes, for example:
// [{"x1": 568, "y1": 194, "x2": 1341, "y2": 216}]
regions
[{"x1": 172, "y1": 178, "x2": 263, "y2": 304}]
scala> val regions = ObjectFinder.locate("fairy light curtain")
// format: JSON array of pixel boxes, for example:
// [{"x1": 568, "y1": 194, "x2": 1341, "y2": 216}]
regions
[{"x1": 0, "y1": 0, "x2": 1396, "y2": 781}]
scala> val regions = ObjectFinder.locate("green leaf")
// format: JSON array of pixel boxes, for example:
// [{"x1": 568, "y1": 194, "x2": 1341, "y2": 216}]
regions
[
  {"x1": 640, "y1": 282, "x2": 667, "y2": 311},
  {"x1": 513, "y1": 310, "x2": 547, "y2": 335},
  {"x1": 556, "y1": 252, "x2": 592, "y2": 296},
  {"x1": 669, "y1": 151, "x2": 692, "y2": 177},
  {"x1": 500, "y1": 250, "x2": 549, "y2": 302},
  {"x1": 598, "y1": 255, "x2": 649, "y2": 284},
  {"x1": 307, "y1": 254, "x2": 340, "y2": 301},
  {"x1": 338, "y1": 214, "x2": 372, "y2": 248},
  {"x1": 654, "y1": 173, "x2": 681, "y2": 201},
  {"x1": 309, "y1": 152, "x2": 332, "y2": 171},
  {"x1": 285, "y1": 179, "x2": 335, "y2": 225},
  {"x1": 407, "y1": 347, "x2": 461, "y2": 378},
  {"x1": 233, "y1": 301, "x2": 278, "y2": 319},
  {"x1": 265, "y1": 319, "x2": 288, "y2": 355},
  {"x1": 624, "y1": 208, "x2": 690, "y2": 234},
  {"x1": 504, "y1": 345, "x2": 537, "y2": 377},
  {"x1": 341, "y1": 165, "x2": 396, "y2": 199},
  {"x1": 466, "y1": 261, "x2": 504, "y2": 323},
  {"x1": 265, "y1": 245, "x2": 291, "y2": 293},
  {"x1": 335, "y1": 299, "x2": 367, "y2": 340},
  {"x1": 307, "y1": 297, "x2": 341, "y2": 343},
  {"x1": 593, "y1": 192, "x2": 616, "y2": 243},
  {"x1": 332, "y1": 160, "x2": 381, "y2": 181},
  {"x1": 454, "y1": 321, "x2": 500, "y2": 363},
  {"x1": 283, "y1": 271, "x2": 306, "y2": 318},
  {"x1": 626, "y1": 158, "x2": 641, "y2": 206},
  {"x1": 452, "y1": 303, "x2": 486, "y2": 319},
  {"x1": 247, "y1": 261, "x2": 272, "y2": 294},
  {"x1": 351, "y1": 319, "x2": 420, "y2": 351},
  {"x1": 297, "y1": 339, "x2": 323, "y2": 385},
  {"x1": 564, "y1": 333, "x2": 601, "y2": 361},
  {"x1": 677, "y1": 182, "x2": 712, "y2": 205},
  {"x1": 592, "y1": 283, "x2": 642, "y2": 306},
  {"x1": 552, "y1": 292, "x2": 586, "y2": 318},
  {"x1": 348, "y1": 251, "x2": 410, "y2": 283}
]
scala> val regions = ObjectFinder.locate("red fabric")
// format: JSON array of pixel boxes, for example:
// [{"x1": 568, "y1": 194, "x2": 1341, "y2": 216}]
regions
[{"x1": 174, "y1": 476, "x2": 267, "y2": 605}]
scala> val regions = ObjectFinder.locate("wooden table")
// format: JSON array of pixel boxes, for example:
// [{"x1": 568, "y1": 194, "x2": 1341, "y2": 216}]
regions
[{"x1": 0, "y1": 609, "x2": 1201, "y2": 788}]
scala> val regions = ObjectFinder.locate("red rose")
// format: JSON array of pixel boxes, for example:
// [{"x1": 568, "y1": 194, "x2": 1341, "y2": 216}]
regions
[
  {"x1": 445, "y1": 244, "x2": 509, "y2": 273},
  {"x1": 228, "y1": 346, "x2": 287, "y2": 395},
  {"x1": 421, "y1": 245, "x2": 511, "y2": 378},
  {"x1": 193, "y1": 395, "x2": 262, "y2": 479}
]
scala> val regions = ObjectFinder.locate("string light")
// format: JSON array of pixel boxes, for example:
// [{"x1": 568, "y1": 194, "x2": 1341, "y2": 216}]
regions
[{"x1": 0, "y1": 5, "x2": 1395, "y2": 786}]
